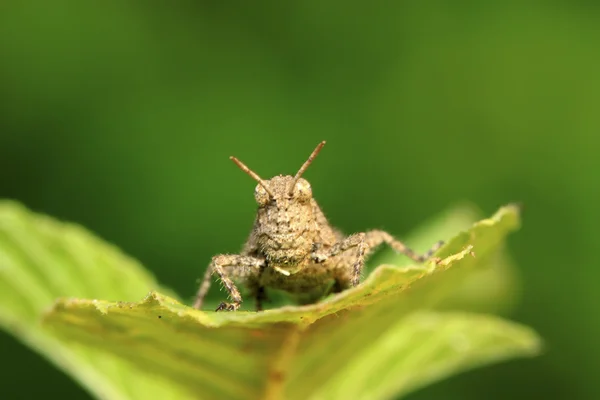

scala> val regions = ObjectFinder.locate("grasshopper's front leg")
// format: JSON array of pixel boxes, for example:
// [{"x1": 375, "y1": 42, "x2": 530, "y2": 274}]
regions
[{"x1": 193, "y1": 254, "x2": 265, "y2": 311}]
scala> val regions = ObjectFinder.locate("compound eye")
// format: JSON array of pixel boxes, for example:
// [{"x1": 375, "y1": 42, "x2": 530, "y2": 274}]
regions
[
  {"x1": 294, "y1": 179, "x2": 312, "y2": 200},
  {"x1": 254, "y1": 184, "x2": 271, "y2": 205}
]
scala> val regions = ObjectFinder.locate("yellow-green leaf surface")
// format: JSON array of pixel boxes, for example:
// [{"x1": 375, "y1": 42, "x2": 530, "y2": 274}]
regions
[
  {"x1": 358, "y1": 203, "x2": 523, "y2": 318},
  {"x1": 36, "y1": 203, "x2": 541, "y2": 399},
  {"x1": 0, "y1": 201, "x2": 193, "y2": 400},
  {"x1": 370, "y1": 203, "x2": 522, "y2": 314}
]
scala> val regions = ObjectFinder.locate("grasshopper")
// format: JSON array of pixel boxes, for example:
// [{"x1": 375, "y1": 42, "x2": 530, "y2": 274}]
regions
[{"x1": 193, "y1": 141, "x2": 443, "y2": 311}]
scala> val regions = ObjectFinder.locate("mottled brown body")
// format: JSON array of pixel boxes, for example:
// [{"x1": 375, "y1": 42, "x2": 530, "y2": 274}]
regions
[{"x1": 193, "y1": 142, "x2": 443, "y2": 311}]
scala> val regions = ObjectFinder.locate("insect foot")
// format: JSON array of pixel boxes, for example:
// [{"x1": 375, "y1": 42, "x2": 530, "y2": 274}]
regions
[
  {"x1": 216, "y1": 302, "x2": 241, "y2": 312},
  {"x1": 192, "y1": 141, "x2": 444, "y2": 312}
]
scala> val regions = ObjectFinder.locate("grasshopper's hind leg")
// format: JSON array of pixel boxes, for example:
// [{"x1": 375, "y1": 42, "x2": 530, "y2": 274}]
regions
[
  {"x1": 311, "y1": 233, "x2": 367, "y2": 287},
  {"x1": 363, "y1": 230, "x2": 444, "y2": 263},
  {"x1": 311, "y1": 231, "x2": 443, "y2": 291}
]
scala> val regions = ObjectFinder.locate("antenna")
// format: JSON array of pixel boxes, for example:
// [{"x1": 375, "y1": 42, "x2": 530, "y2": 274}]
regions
[
  {"x1": 289, "y1": 141, "x2": 326, "y2": 195},
  {"x1": 230, "y1": 156, "x2": 274, "y2": 198}
]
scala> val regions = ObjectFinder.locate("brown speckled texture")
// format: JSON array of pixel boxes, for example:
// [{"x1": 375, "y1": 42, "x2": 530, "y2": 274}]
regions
[{"x1": 193, "y1": 142, "x2": 442, "y2": 311}]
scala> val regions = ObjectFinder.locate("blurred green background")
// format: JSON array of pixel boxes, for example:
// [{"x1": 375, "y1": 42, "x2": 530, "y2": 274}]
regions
[{"x1": 0, "y1": 1, "x2": 597, "y2": 399}]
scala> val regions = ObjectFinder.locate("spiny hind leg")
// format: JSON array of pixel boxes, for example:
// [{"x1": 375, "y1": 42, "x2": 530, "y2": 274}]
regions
[
  {"x1": 313, "y1": 230, "x2": 444, "y2": 290},
  {"x1": 193, "y1": 254, "x2": 264, "y2": 311},
  {"x1": 364, "y1": 230, "x2": 444, "y2": 263},
  {"x1": 311, "y1": 233, "x2": 367, "y2": 287}
]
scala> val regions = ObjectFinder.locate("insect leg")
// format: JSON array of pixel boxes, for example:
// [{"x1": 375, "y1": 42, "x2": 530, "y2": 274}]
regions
[
  {"x1": 193, "y1": 264, "x2": 215, "y2": 310},
  {"x1": 363, "y1": 230, "x2": 444, "y2": 263},
  {"x1": 312, "y1": 233, "x2": 367, "y2": 287},
  {"x1": 254, "y1": 286, "x2": 268, "y2": 312},
  {"x1": 193, "y1": 254, "x2": 264, "y2": 311}
]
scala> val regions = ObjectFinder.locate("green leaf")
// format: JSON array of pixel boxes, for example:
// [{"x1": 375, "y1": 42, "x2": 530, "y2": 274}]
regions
[
  {"x1": 304, "y1": 311, "x2": 540, "y2": 400},
  {"x1": 46, "y1": 293, "x2": 540, "y2": 400},
  {"x1": 370, "y1": 202, "x2": 522, "y2": 314},
  {"x1": 0, "y1": 200, "x2": 193, "y2": 400},
  {"x1": 0, "y1": 200, "x2": 539, "y2": 400},
  {"x1": 32, "y1": 203, "x2": 540, "y2": 399}
]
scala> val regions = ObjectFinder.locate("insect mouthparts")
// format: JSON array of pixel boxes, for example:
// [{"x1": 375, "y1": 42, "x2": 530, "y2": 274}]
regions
[{"x1": 273, "y1": 266, "x2": 291, "y2": 276}]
